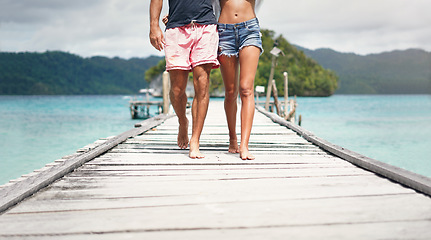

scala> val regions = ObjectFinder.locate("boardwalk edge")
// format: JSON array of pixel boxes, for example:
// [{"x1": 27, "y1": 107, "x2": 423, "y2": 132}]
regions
[
  {"x1": 0, "y1": 114, "x2": 174, "y2": 214},
  {"x1": 256, "y1": 106, "x2": 431, "y2": 197}
]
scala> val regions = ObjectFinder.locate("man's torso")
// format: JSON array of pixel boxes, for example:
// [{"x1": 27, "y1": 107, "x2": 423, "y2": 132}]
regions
[{"x1": 167, "y1": 0, "x2": 217, "y2": 29}]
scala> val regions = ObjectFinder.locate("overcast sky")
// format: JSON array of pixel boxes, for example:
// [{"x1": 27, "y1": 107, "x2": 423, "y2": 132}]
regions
[{"x1": 1, "y1": 0, "x2": 430, "y2": 58}]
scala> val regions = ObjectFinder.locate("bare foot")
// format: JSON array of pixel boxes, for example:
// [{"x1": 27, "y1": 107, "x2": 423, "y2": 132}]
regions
[
  {"x1": 229, "y1": 138, "x2": 239, "y2": 153},
  {"x1": 240, "y1": 148, "x2": 255, "y2": 160},
  {"x1": 177, "y1": 119, "x2": 189, "y2": 149},
  {"x1": 189, "y1": 140, "x2": 205, "y2": 159}
]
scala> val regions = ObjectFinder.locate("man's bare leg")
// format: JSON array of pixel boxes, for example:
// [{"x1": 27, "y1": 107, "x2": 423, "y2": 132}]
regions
[
  {"x1": 189, "y1": 64, "x2": 212, "y2": 158},
  {"x1": 219, "y1": 55, "x2": 240, "y2": 153},
  {"x1": 169, "y1": 70, "x2": 189, "y2": 149},
  {"x1": 238, "y1": 46, "x2": 260, "y2": 160}
]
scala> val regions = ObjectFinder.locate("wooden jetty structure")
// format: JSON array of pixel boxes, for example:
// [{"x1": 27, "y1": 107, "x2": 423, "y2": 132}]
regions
[
  {"x1": 1, "y1": 101, "x2": 431, "y2": 239},
  {"x1": 129, "y1": 72, "x2": 171, "y2": 119},
  {"x1": 129, "y1": 100, "x2": 164, "y2": 119}
]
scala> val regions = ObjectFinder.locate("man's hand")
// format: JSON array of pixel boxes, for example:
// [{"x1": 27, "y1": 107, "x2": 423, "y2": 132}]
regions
[
  {"x1": 149, "y1": 0, "x2": 165, "y2": 51},
  {"x1": 149, "y1": 26, "x2": 165, "y2": 51}
]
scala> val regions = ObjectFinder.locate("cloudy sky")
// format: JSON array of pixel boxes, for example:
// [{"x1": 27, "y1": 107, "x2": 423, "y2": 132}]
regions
[{"x1": 1, "y1": 0, "x2": 430, "y2": 58}]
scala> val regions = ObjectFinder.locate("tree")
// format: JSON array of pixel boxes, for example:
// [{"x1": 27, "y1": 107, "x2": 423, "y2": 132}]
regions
[{"x1": 145, "y1": 59, "x2": 166, "y2": 83}]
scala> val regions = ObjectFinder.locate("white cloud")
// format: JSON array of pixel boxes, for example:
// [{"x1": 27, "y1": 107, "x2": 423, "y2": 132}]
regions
[
  {"x1": 0, "y1": 0, "x2": 430, "y2": 57},
  {"x1": 257, "y1": 0, "x2": 431, "y2": 54},
  {"x1": 0, "y1": 0, "x2": 167, "y2": 58}
]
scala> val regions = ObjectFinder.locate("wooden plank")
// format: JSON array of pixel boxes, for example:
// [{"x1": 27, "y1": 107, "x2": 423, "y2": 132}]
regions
[
  {"x1": 1, "y1": 194, "x2": 430, "y2": 237},
  {"x1": 87, "y1": 153, "x2": 344, "y2": 165},
  {"x1": 4, "y1": 190, "x2": 419, "y2": 216},
  {"x1": 7, "y1": 178, "x2": 415, "y2": 214},
  {"x1": 13, "y1": 175, "x2": 411, "y2": 202},
  {"x1": 1, "y1": 221, "x2": 430, "y2": 240}
]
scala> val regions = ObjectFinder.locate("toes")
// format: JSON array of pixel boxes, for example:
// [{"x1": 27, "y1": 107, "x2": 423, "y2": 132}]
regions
[
  {"x1": 240, "y1": 150, "x2": 255, "y2": 160},
  {"x1": 189, "y1": 152, "x2": 205, "y2": 159}
]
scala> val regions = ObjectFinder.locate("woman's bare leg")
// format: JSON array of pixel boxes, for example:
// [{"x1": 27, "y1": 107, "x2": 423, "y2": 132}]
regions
[
  {"x1": 219, "y1": 55, "x2": 240, "y2": 153},
  {"x1": 238, "y1": 46, "x2": 260, "y2": 160}
]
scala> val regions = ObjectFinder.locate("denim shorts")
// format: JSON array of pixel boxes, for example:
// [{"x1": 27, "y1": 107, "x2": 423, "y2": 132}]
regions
[{"x1": 217, "y1": 18, "x2": 263, "y2": 57}]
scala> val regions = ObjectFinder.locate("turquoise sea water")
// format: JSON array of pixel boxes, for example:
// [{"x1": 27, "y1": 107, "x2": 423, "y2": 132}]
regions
[
  {"x1": 296, "y1": 95, "x2": 431, "y2": 178},
  {"x1": 0, "y1": 95, "x2": 145, "y2": 185},
  {"x1": 0, "y1": 95, "x2": 430, "y2": 185}
]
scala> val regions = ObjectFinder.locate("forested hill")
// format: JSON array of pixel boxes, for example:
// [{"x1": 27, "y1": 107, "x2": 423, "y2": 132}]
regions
[
  {"x1": 5, "y1": 43, "x2": 427, "y2": 96},
  {"x1": 0, "y1": 51, "x2": 163, "y2": 95},
  {"x1": 255, "y1": 30, "x2": 338, "y2": 96},
  {"x1": 296, "y1": 46, "x2": 431, "y2": 94}
]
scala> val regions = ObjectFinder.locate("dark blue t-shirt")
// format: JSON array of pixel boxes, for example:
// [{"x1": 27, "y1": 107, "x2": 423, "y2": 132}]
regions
[{"x1": 166, "y1": 0, "x2": 217, "y2": 29}]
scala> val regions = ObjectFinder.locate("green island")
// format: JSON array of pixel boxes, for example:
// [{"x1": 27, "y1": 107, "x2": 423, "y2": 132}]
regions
[
  {"x1": 1, "y1": 29, "x2": 430, "y2": 96},
  {"x1": 0, "y1": 52, "x2": 161, "y2": 95}
]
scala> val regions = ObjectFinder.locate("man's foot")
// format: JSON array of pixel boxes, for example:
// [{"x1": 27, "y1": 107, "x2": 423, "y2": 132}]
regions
[
  {"x1": 229, "y1": 138, "x2": 240, "y2": 153},
  {"x1": 189, "y1": 140, "x2": 205, "y2": 159},
  {"x1": 178, "y1": 119, "x2": 189, "y2": 149},
  {"x1": 240, "y1": 148, "x2": 255, "y2": 160}
]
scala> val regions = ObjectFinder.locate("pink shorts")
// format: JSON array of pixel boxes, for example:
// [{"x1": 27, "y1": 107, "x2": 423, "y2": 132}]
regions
[{"x1": 164, "y1": 23, "x2": 220, "y2": 71}]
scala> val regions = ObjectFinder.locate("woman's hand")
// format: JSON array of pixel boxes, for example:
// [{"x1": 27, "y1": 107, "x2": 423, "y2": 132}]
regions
[{"x1": 162, "y1": 14, "x2": 169, "y2": 26}]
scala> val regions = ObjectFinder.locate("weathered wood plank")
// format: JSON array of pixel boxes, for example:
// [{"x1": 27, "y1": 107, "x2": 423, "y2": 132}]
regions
[
  {"x1": 1, "y1": 194, "x2": 430, "y2": 236},
  {"x1": 87, "y1": 153, "x2": 344, "y2": 165},
  {"x1": 1, "y1": 221, "x2": 430, "y2": 240}
]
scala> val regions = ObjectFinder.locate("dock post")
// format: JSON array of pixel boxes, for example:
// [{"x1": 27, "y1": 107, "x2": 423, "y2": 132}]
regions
[
  {"x1": 283, "y1": 72, "x2": 288, "y2": 117},
  {"x1": 265, "y1": 46, "x2": 284, "y2": 111},
  {"x1": 271, "y1": 79, "x2": 281, "y2": 115},
  {"x1": 146, "y1": 89, "x2": 150, "y2": 116},
  {"x1": 255, "y1": 86, "x2": 265, "y2": 105},
  {"x1": 265, "y1": 54, "x2": 276, "y2": 111},
  {"x1": 290, "y1": 96, "x2": 296, "y2": 123},
  {"x1": 162, "y1": 71, "x2": 170, "y2": 114}
]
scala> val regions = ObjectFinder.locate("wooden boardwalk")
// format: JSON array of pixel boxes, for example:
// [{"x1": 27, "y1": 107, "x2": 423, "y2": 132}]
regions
[{"x1": 1, "y1": 101, "x2": 431, "y2": 239}]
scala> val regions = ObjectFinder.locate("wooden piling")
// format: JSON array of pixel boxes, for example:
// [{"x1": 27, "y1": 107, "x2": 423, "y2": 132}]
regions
[
  {"x1": 162, "y1": 71, "x2": 170, "y2": 114},
  {"x1": 265, "y1": 54, "x2": 277, "y2": 111},
  {"x1": 271, "y1": 79, "x2": 281, "y2": 115},
  {"x1": 283, "y1": 72, "x2": 289, "y2": 117}
]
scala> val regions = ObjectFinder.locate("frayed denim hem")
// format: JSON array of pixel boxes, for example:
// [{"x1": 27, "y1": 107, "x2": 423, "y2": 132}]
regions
[
  {"x1": 239, "y1": 44, "x2": 264, "y2": 56},
  {"x1": 218, "y1": 52, "x2": 238, "y2": 57}
]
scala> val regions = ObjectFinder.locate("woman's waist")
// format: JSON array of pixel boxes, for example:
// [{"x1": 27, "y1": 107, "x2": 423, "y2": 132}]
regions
[
  {"x1": 218, "y1": 11, "x2": 257, "y2": 25},
  {"x1": 217, "y1": 17, "x2": 259, "y2": 29}
]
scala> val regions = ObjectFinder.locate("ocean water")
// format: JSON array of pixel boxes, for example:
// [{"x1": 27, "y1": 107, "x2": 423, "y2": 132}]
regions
[
  {"x1": 295, "y1": 95, "x2": 431, "y2": 178},
  {"x1": 0, "y1": 95, "x2": 147, "y2": 185},
  {"x1": 0, "y1": 95, "x2": 430, "y2": 185}
]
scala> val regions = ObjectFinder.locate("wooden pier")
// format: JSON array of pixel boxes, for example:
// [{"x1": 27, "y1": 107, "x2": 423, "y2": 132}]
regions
[
  {"x1": 129, "y1": 100, "x2": 164, "y2": 119},
  {"x1": 1, "y1": 101, "x2": 431, "y2": 239}
]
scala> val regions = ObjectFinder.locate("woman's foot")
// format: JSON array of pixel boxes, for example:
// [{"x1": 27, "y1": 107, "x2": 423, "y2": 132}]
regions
[
  {"x1": 189, "y1": 139, "x2": 205, "y2": 159},
  {"x1": 240, "y1": 148, "x2": 255, "y2": 160}
]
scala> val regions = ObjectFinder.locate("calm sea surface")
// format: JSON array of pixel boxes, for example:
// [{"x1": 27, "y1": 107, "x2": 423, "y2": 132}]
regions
[
  {"x1": 0, "y1": 95, "x2": 430, "y2": 185},
  {"x1": 296, "y1": 95, "x2": 431, "y2": 178}
]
